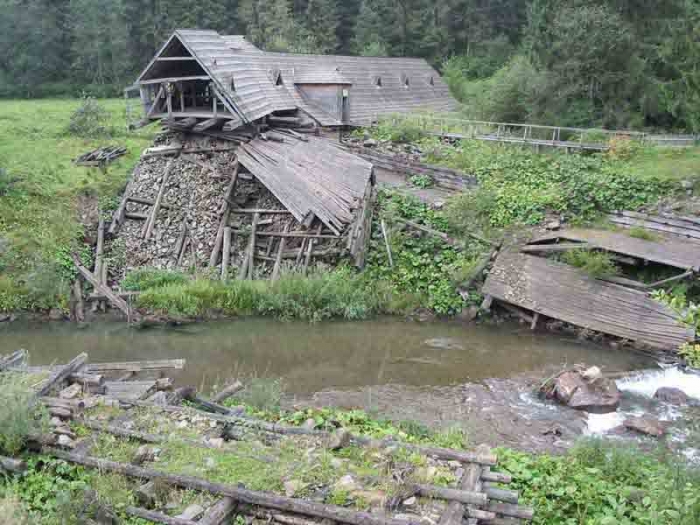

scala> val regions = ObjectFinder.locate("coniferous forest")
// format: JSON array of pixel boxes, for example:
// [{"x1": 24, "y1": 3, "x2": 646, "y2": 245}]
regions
[{"x1": 0, "y1": 0, "x2": 698, "y2": 130}]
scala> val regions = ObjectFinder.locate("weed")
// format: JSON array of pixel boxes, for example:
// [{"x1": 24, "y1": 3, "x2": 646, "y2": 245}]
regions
[
  {"x1": 122, "y1": 268, "x2": 189, "y2": 291},
  {"x1": 66, "y1": 95, "x2": 111, "y2": 137},
  {"x1": 236, "y1": 377, "x2": 284, "y2": 413},
  {"x1": 561, "y1": 249, "x2": 619, "y2": 278},
  {"x1": 408, "y1": 173, "x2": 434, "y2": 188},
  {"x1": 0, "y1": 373, "x2": 49, "y2": 455},
  {"x1": 627, "y1": 226, "x2": 658, "y2": 241},
  {"x1": 679, "y1": 343, "x2": 700, "y2": 368}
]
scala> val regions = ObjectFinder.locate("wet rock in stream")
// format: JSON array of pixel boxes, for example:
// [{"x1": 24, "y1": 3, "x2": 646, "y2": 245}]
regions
[
  {"x1": 654, "y1": 387, "x2": 689, "y2": 405},
  {"x1": 540, "y1": 366, "x2": 621, "y2": 414}
]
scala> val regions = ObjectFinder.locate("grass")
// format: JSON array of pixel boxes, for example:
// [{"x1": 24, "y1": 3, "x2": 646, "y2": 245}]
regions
[
  {"x1": 135, "y1": 266, "x2": 402, "y2": 321},
  {"x1": 0, "y1": 372, "x2": 49, "y2": 455},
  {"x1": 560, "y1": 249, "x2": 620, "y2": 278},
  {"x1": 627, "y1": 226, "x2": 659, "y2": 241},
  {"x1": 0, "y1": 98, "x2": 157, "y2": 312}
]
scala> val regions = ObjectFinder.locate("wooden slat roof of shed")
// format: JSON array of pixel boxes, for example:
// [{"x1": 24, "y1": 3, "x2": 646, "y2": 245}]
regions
[
  {"x1": 530, "y1": 228, "x2": 700, "y2": 271},
  {"x1": 483, "y1": 249, "x2": 694, "y2": 350},
  {"x1": 237, "y1": 135, "x2": 373, "y2": 234},
  {"x1": 221, "y1": 34, "x2": 262, "y2": 53}
]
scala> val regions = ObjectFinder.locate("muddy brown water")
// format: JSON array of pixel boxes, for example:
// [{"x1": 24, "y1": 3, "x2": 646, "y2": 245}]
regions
[{"x1": 0, "y1": 318, "x2": 651, "y2": 394}]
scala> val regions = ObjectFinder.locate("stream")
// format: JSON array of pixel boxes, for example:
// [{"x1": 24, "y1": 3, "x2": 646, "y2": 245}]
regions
[{"x1": 1, "y1": 318, "x2": 697, "y2": 457}]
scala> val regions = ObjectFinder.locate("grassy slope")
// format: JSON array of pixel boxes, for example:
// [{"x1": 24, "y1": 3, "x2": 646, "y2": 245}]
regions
[{"x1": 0, "y1": 99, "x2": 156, "y2": 311}]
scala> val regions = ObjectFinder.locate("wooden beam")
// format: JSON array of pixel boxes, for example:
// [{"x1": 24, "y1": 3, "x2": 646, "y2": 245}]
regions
[
  {"x1": 35, "y1": 353, "x2": 88, "y2": 398},
  {"x1": 144, "y1": 159, "x2": 176, "y2": 240},
  {"x1": 156, "y1": 57, "x2": 198, "y2": 62},
  {"x1": 73, "y1": 255, "x2": 131, "y2": 317},
  {"x1": 193, "y1": 118, "x2": 223, "y2": 132},
  {"x1": 140, "y1": 75, "x2": 210, "y2": 86}
]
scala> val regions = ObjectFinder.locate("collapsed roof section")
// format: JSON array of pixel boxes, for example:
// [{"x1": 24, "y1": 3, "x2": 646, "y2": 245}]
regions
[{"x1": 135, "y1": 29, "x2": 459, "y2": 131}]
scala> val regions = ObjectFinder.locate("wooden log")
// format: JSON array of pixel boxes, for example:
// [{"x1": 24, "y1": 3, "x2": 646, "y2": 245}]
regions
[
  {"x1": 211, "y1": 381, "x2": 244, "y2": 404},
  {"x1": 248, "y1": 213, "x2": 260, "y2": 280},
  {"x1": 189, "y1": 395, "x2": 234, "y2": 416},
  {"x1": 253, "y1": 232, "x2": 343, "y2": 240},
  {"x1": 94, "y1": 214, "x2": 105, "y2": 287},
  {"x1": 46, "y1": 450, "x2": 421, "y2": 525},
  {"x1": 35, "y1": 353, "x2": 88, "y2": 398},
  {"x1": 521, "y1": 243, "x2": 592, "y2": 254},
  {"x1": 415, "y1": 484, "x2": 487, "y2": 506},
  {"x1": 271, "y1": 225, "x2": 289, "y2": 282},
  {"x1": 49, "y1": 406, "x2": 73, "y2": 419},
  {"x1": 73, "y1": 256, "x2": 131, "y2": 317},
  {"x1": 486, "y1": 502, "x2": 534, "y2": 520},
  {"x1": 81, "y1": 420, "x2": 162, "y2": 444},
  {"x1": 86, "y1": 359, "x2": 185, "y2": 373},
  {"x1": 59, "y1": 383, "x2": 83, "y2": 400},
  {"x1": 126, "y1": 507, "x2": 196, "y2": 525},
  {"x1": 438, "y1": 463, "x2": 481, "y2": 525},
  {"x1": 72, "y1": 279, "x2": 85, "y2": 322},
  {"x1": 178, "y1": 237, "x2": 190, "y2": 267},
  {"x1": 483, "y1": 486, "x2": 520, "y2": 505},
  {"x1": 210, "y1": 164, "x2": 240, "y2": 267},
  {"x1": 221, "y1": 227, "x2": 232, "y2": 280},
  {"x1": 144, "y1": 159, "x2": 176, "y2": 240},
  {"x1": 109, "y1": 185, "x2": 131, "y2": 234},
  {"x1": 167, "y1": 386, "x2": 197, "y2": 406},
  {"x1": 0, "y1": 350, "x2": 27, "y2": 371},
  {"x1": 647, "y1": 270, "x2": 694, "y2": 289},
  {"x1": 128, "y1": 196, "x2": 173, "y2": 209},
  {"x1": 303, "y1": 224, "x2": 322, "y2": 275},
  {"x1": 41, "y1": 397, "x2": 84, "y2": 410},
  {"x1": 132, "y1": 444, "x2": 159, "y2": 465},
  {"x1": 199, "y1": 498, "x2": 237, "y2": 525},
  {"x1": 174, "y1": 222, "x2": 188, "y2": 262},
  {"x1": 194, "y1": 118, "x2": 224, "y2": 133},
  {"x1": 0, "y1": 456, "x2": 27, "y2": 474},
  {"x1": 231, "y1": 209, "x2": 292, "y2": 215}
]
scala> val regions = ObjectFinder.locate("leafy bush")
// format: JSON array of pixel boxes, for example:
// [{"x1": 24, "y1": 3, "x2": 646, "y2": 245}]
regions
[
  {"x1": 0, "y1": 373, "x2": 49, "y2": 455},
  {"x1": 408, "y1": 173, "x2": 434, "y2": 188},
  {"x1": 66, "y1": 95, "x2": 111, "y2": 137},
  {"x1": 561, "y1": 249, "x2": 620, "y2": 278},
  {"x1": 374, "y1": 118, "x2": 426, "y2": 143},
  {"x1": 679, "y1": 343, "x2": 700, "y2": 368},
  {"x1": 499, "y1": 439, "x2": 700, "y2": 524}
]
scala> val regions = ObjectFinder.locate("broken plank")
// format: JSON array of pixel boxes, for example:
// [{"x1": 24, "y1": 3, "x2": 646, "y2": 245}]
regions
[
  {"x1": 144, "y1": 159, "x2": 176, "y2": 240},
  {"x1": 73, "y1": 255, "x2": 131, "y2": 316},
  {"x1": 35, "y1": 353, "x2": 88, "y2": 398}
]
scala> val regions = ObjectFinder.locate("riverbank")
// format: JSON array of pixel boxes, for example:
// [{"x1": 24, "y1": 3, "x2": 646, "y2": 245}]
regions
[{"x1": 0, "y1": 355, "x2": 698, "y2": 524}]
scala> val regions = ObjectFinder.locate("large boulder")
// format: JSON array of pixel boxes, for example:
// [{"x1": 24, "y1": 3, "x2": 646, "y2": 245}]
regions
[
  {"x1": 654, "y1": 387, "x2": 689, "y2": 405},
  {"x1": 624, "y1": 416, "x2": 667, "y2": 437},
  {"x1": 541, "y1": 366, "x2": 621, "y2": 414}
]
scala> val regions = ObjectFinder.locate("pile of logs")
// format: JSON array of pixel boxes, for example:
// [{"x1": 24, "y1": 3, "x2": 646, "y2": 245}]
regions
[
  {"x1": 1, "y1": 351, "x2": 534, "y2": 524},
  {"x1": 75, "y1": 146, "x2": 127, "y2": 167}
]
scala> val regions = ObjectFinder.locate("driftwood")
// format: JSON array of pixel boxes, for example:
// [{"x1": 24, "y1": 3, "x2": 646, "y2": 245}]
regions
[
  {"x1": 35, "y1": 353, "x2": 88, "y2": 398},
  {"x1": 211, "y1": 381, "x2": 244, "y2": 404},
  {"x1": 46, "y1": 449, "x2": 422, "y2": 525},
  {"x1": 126, "y1": 507, "x2": 196, "y2": 525},
  {"x1": 73, "y1": 255, "x2": 131, "y2": 317},
  {"x1": 0, "y1": 456, "x2": 27, "y2": 474}
]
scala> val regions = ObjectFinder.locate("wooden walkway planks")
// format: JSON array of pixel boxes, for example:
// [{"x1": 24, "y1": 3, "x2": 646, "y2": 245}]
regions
[
  {"x1": 483, "y1": 249, "x2": 694, "y2": 350},
  {"x1": 608, "y1": 211, "x2": 700, "y2": 243},
  {"x1": 530, "y1": 228, "x2": 700, "y2": 271}
]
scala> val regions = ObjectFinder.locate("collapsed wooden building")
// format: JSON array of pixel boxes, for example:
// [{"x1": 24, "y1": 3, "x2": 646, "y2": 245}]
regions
[{"x1": 106, "y1": 30, "x2": 459, "y2": 281}]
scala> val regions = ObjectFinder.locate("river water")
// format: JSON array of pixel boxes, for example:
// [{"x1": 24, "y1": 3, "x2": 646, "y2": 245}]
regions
[
  {"x1": 2, "y1": 318, "x2": 697, "y2": 456},
  {"x1": 0, "y1": 318, "x2": 649, "y2": 394}
]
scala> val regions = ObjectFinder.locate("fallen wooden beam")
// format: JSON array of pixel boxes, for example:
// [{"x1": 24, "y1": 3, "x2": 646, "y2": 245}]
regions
[
  {"x1": 126, "y1": 507, "x2": 196, "y2": 525},
  {"x1": 144, "y1": 159, "x2": 176, "y2": 240},
  {"x1": 0, "y1": 349, "x2": 27, "y2": 371},
  {"x1": 73, "y1": 255, "x2": 131, "y2": 317},
  {"x1": 46, "y1": 449, "x2": 422, "y2": 525},
  {"x1": 438, "y1": 463, "x2": 482, "y2": 525},
  {"x1": 35, "y1": 353, "x2": 88, "y2": 398},
  {"x1": 85, "y1": 359, "x2": 185, "y2": 373},
  {"x1": 210, "y1": 381, "x2": 244, "y2": 404},
  {"x1": 199, "y1": 498, "x2": 237, "y2": 525},
  {"x1": 415, "y1": 484, "x2": 487, "y2": 506}
]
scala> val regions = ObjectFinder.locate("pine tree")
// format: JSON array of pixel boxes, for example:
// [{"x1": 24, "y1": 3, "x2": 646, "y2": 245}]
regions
[{"x1": 304, "y1": 0, "x2": 338, "y2": 53}]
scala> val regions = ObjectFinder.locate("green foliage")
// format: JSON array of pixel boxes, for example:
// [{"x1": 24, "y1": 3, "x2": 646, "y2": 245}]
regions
[
  {"x1": 136, "y1": 267, "x2": 396, "y2": 321},
  {"x1": 122, "y1": 268, "x2": 189, "y2": 291},
  {"x1": 679, "y1": 343, "x2": 700, "y2": 368},
  {"x1": 408, "y1": 173, "x2": 434, "y2": 188},
  {"x1": 0, "y1": 98, "x2": 155, "y2": 312},
  {"x1": 0, "y1": 373, "x2": 49, "y2": 455},
  {"x1": 66, "y1": 95, "x2": 111, "y2": 138},
  {"x1": 364, "y1": 191, "x2": 486, "y2": 315},
  {"x1": 561, "y1": 249, "x2": 619, "y2": 279},
  {"x1": 498, "y1": 439, "x2": 700, "y2": 524},
  {"x1": 372, "y1": 118, "x2": 427, "y2": 144}
]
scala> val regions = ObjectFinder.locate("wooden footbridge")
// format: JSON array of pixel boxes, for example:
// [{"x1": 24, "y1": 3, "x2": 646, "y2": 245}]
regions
[{"x1": 371, "y1": 115, "x2": 698, "y2": 152}]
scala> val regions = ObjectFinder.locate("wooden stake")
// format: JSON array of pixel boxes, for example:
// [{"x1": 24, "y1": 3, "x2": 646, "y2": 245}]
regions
[
  {"x1": 144, "y1": 159, "x2": 176, "y2": 241},
  {"x1": 221, "y1": 227, "x2": 231, "y2": 281},
  {"x1": 303, "y1": 223, "x2": 322, "y2": 275},
  {"x1": 380, "y1": 219, "x2": 393, "y2": 267},
  {"x1": 73, "y1": 280, "x2": 84, "y2": 323},
  {"x1": 248, "y1": 213, "x2": 259, "y2": 280},
  {"x1": 272, "y1": 224, "x2": 290, "y2": 282}
]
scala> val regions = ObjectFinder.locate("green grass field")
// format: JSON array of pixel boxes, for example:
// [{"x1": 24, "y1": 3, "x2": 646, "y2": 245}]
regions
[{"x1": 0, "y1": 99, "x2": 156, "y2": 311}]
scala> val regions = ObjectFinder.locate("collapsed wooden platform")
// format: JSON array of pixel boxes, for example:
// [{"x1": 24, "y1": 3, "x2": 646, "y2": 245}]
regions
[{"x1": 482, "y1": 248, "x2": 695, "y2": 350}]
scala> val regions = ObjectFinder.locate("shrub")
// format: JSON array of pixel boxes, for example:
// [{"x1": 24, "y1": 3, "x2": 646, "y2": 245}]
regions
[
  {"x1": 561, "y1": 249, "x2": 619, "y2": 278},
  {"x1": 408, "y1": 174, "x2": 434, "y2": 188},
  {"x1": 0, "y1": 373, "x2": 49, "y2": 455},
  {"x1": 67, "y1": 95, "x2": 111, "y2": 137},
  {"x1": 679, "y1": 343, "x2": 700, "y2": 368},
  {"x1": 236, "y1": 377, "x2": 284, "y2": 412},
  {"x1": 374, "y1": 117, "x2": 427, "y2": 143}
]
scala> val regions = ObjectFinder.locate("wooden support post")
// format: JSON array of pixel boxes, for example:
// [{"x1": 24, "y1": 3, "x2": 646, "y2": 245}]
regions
[
  {"x1": 221, "y1": 227, "x2": 231, "y2": 281},
  {"x1": 73, "y1": 279, "x2": 84, "y2": 323},
  {"x1": 209, "y1": 163, "x2": 239, "y2": 267},
  {"x1": 179, "y1": 83, "x2": 185, "y2": 112},
  {"x1": 271, "y1": 224, "x2": 290, "y2": 282},
  {"x1": 144, "y1": 159, "x2": 176, "y2": 241},
  {"x1": 73, "y1": 255, "x2": 132, "y2": 317},
  {"x1": 247, "y1": 213, "x2": 259, "y2": 280},
  {"x1": 530, "y1": 312, "x2": 540, "y2": 331}
]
